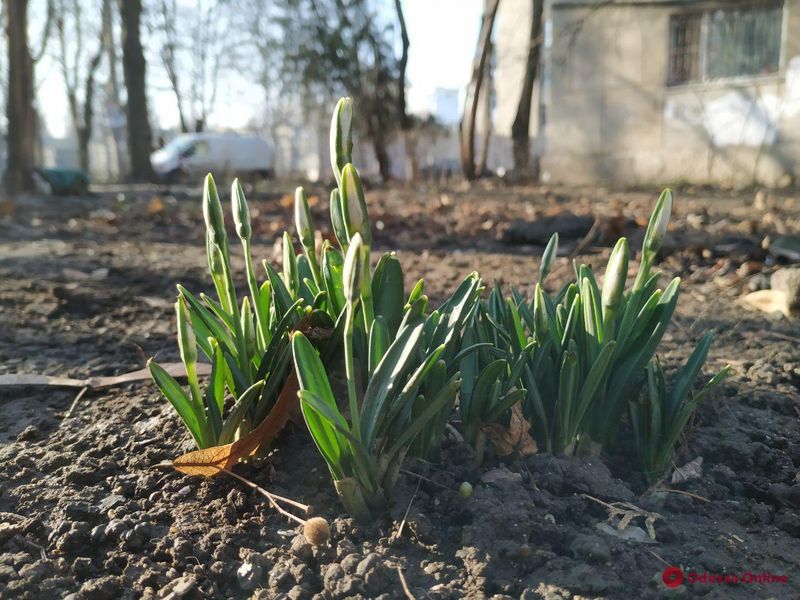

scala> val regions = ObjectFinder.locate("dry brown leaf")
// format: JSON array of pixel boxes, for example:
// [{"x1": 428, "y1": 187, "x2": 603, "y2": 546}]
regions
[
  {"x1": 740, "y1": 289, "x2": 790, "y2": 318},
  {"x1": 670, "y1": 456, "x2": 703, "y2": 484},
  {"x1": 172, "y1": 372, "x2": 298, "y2": 477},
  {"x1": 481, "y1": 401, "x2": 538, "y2": 457},
  {"x1": 147, "y1": 196, "x2": 165, "y2": 215},
  {"x1": 0, "y1": 362, "x2": 210, "y2": 389}
]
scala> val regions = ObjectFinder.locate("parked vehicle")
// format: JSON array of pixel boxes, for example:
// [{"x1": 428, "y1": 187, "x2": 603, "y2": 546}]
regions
[{"x1": 150, "y1": 133, "x2": 275, "y2": 182}]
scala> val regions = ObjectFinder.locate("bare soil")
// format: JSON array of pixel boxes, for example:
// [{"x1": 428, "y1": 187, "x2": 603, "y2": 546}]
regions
[{"x1": 1, "y1": 181, "x2": 799, "y2": 600}]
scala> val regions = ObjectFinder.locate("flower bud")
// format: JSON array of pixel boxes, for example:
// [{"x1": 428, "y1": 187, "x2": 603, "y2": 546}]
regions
[
  {"x1": 533, "y1": 283, "x2": 548, "y2": 338},
  {"x1": 175, "y1": 298, "x2": 197, "y2": 367},
  {"x1": 540, "y1": 233, "x2": 559, "y2": 282},
  {"x1": 343, "y1": 233, "x2": 365, "y2": 305},
  {"x1": 330, "y1": 97, "x2": 353, "y2": 183},
  {"x1": 202, "y1": 174, "x2": 226, "y2": 249},
  {"x1": 240, "y1": 296, "x2": 255, "y2": 356},
  {"x1": 231, "y1": 178, "x2": 251, "y2": 241},
  {"x1": 601, "y1": 238, "x2": 629, "y2": 315},
  {"x1": 294, "y1": 186, "x2": 314, "y2": 247},
  {"x1": 329, "y1": 188, "x2": 348, "y2": 248},
  {"x1": 645, "y1": 188, "x2": 673, "y2": 255},
  {"x1": 341, "y1": 163, "x2": 371, "y2": 245}
]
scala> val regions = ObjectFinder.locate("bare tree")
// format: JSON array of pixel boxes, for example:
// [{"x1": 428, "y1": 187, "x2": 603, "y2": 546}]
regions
[
  {"x1": 150, "y1": 0, "x2": 232, "y2": 133},
  {"x1": 460, "y1": 0, "x2": 500, "y2": 181},
  {"x1": 277, "y1": 0, "x2": 401, "y2": 182},
  {"x1": 476, "y1": 38, "x2": 493, "y2": 177},
  {"x1": 511, "y1": 0, "x2": 544, "y2": 180},
  {"x1": 118, "y1": 0, "x2": 154, "y2": 180},
  {"x1": 153, "y1": 0, "x2": 188, "y2": 132},
  {"x1": 101, "y1": 0, "x2": 125, "y2": 176},
  {"x1": 5, "y1": 0, "x2": 36, "y2": 193},
  {"x1": 54, "y1": 0, "x2": 104, "y2": 173},
  {"x1": 393, "y1": 0, "x2": 409, "y2": 131}
]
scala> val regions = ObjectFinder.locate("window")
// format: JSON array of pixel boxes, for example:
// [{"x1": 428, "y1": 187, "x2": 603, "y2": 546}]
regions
[{"x1": 668, "y1": 3, "x2": 783, "y2": 86}]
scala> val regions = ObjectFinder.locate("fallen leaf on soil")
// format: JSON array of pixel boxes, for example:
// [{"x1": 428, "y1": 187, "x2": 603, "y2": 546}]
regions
[
  {"x1": 62, "y1": 267, "x2": 109, "y2": 281},
  {"x1": 0, "y1": 362, "x2": 210, "y2": 389},
  {"x1": 740, "y1": 289, "x2": 790, "y2": 317},
  {"x1": 172, "y1": 372, "x2": 298, "y2": 477},
  {"x1": 480, "y1": 467, "x2": 523, "y2": 485},
  {"x1": 481, "y1": 402, "x2": 538, "y2": 457},
  {"x1": 596, "y1": 522, "x2": 656, "y2": 544},
  {"x1": 147, "y1": 196, "x2": 165, "y2": 215},
  {"x1": 670, "y1": 456, "x2": 703, "y2": 484}
]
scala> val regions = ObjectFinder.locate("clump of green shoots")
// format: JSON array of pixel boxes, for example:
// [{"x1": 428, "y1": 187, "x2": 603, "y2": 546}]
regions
[
  {"x1": 630, "y1": 335, "x2": 730, "y2": 482},
  {"x1": 457, "y1": 288, "x2": 531, "y2": 463},
  {"x1": 149, "y1": 172, "x2": 333, "y2": 449},
  {"x1": 481, "y1": 190, "x2": 729, "y2": 466},
  {"x1": 290, "y1": 98, "x2": 480, "y2": 520}
]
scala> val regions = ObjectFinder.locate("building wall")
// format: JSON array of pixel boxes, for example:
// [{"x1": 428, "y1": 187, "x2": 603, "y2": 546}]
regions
[
  {"x1": 543, "y1": 0, "x2": 800, "y2": 187},
  {"x1": 491, "y1": 0, "x2": 543, "y2": 172}
]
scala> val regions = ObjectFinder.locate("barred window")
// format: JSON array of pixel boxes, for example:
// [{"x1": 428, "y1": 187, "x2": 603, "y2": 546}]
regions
[{"x1": 668, "y1": 3, "x2": 783, "y2": 86}]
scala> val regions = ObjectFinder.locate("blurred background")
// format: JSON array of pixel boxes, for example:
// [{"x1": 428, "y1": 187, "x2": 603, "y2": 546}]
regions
[{"x1": 0, "y1": 0, "x2": 798, "y2": 195}]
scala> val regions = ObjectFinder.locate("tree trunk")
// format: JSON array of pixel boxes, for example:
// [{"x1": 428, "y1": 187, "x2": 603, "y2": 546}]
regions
[
  {"x1": 459, "y1": 0, "x2": 500, "y2": 181},
  {"x1": 102, "y1": 0, "x2": 125, "y2": 177},
  {"x1": 118, "y1": 0, "x2": 154, "y2": 181},
  {"x1": 367, "y1": 114, "x2": 391, "y2": 182},
  {"x1": 476, "y1": 39, "x2": 493, "y2": 177},
  {"x1": 78, "y1": 51, "x2": 103, "y2": 173},
  {"x1": 5, "y1": 0, "x2": 37, "y2": 195},
  {"x1": 511, "y1": 0, "x2": 544, "y2": 181},
  {"x1": 394, "y1": 0, "x2": 414, "y2": 181}
]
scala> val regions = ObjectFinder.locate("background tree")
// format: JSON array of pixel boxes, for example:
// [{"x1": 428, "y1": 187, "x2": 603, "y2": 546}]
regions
[
  {"x1": 150, "y1": 0, "x2": 234, "y2": 133},
  {"x1": 460, "y1": 0, "x2": 500, "y2": 181},
  {"x1": 5, "y1": 0, "x2": 35, "y2": 193},
  {"x1": 510, "y1": 0, "x2": 544, "y2": 181},
  {"x1": 54, "y1": 0, "x2": 104, "y2": 173},
  {"x1": 4, "y1": 0, "x2": 53, "y2": 194},
  {"x1": 276, "y1": 0, "x2": 402, "y2": 182},
  {"x1": 118, "y1": 0, "x2": 153, "y2": 180}
]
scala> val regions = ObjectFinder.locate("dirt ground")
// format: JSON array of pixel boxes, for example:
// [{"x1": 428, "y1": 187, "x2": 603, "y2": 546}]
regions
[{"x1": 1, "y1": 180, "x2": 799, "y2": 600}]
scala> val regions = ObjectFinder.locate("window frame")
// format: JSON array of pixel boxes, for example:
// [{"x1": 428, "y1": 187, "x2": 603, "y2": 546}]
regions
[{"x1": 666, "y1": 1, "x2": 786, "y2": 88}]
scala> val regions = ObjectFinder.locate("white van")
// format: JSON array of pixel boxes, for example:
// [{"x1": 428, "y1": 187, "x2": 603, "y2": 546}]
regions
[{"x1": 150, "y1": 133, "x2": 275, "y2": 182}]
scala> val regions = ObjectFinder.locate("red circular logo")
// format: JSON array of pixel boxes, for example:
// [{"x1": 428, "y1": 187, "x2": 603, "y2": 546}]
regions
[{"x1": 662, "y1": 566, "x2": 684, "y2": 588}]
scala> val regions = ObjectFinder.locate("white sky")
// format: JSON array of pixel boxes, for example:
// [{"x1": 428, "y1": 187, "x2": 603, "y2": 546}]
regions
[{"x1": 38, "y1": 0, "x2": 483, "y2": 139}]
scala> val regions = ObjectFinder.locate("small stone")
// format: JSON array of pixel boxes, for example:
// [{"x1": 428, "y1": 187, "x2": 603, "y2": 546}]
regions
[
  {"x1": 775, "y1": 509, "x2": 800, "y2": 535},
  {"x1": 167, "y1": 576, "x2": 197, "y2": 598},
  {"x1": 323, "y1": 564, "x2": 344, "y2": 592},
  {"x1": 73, "y1": 556, "x2": 93, "y2": 577},
  {"x1": 18, "y1": 561, "x2": 47, "y2": 582},
  {"x1": 209, "y1": 561, "x2": 227, "y2": 581},
  {"x1": 104, "y1": 519, "x2": 129, "y2": 540},
  {"x1": 16, "y1": 425, "x2": 42, "y2": 442},
  {"x1": 570, "y1": 534, "x2": 611, "y2": 564},
  {"x1": 237, "y1": 561, "x2": 263, "y2": 591},
  {"x1": 78, "y1": 575, "x2": 123, "y2": 600},
  {"x1": 0, "y1": 564, "x2": 16, "y2": 582},
  {"x1": 269, "y1": 562, "x2": 292, "y2": 589},
  {"x1": 355, "y1": 553, "x2": 382, "y2": 578},
  {"x1": 335, "y1": 538, "x2": 357, "y2": 559},
  {"x1": 65, "y1": 502, "x2": 100, "y2": 522},
  {"x1": 771, "y1": 268, "x2": 800, "y2": 314},
  {"x1": 290, "y1": 535, "x2": 313, "y2": 562},
  {"x1": 97, "y1": 495, "x2": 126, "y2": 512},
  {"x1": 340, "y1": 553, "x2": 361, "y2": 574},
  {"x1": 286, "y1": 584, "x2": 311, "y2": 600}
]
